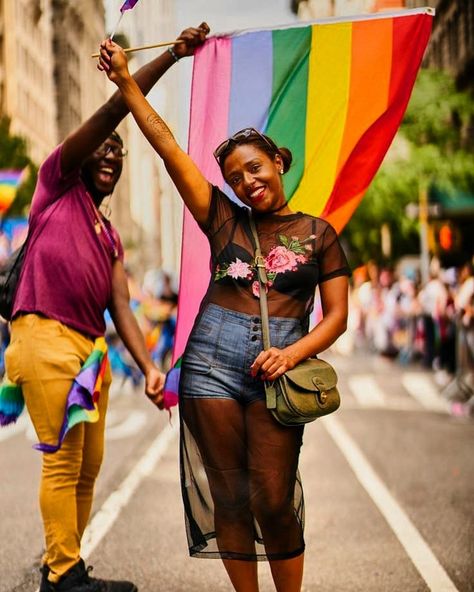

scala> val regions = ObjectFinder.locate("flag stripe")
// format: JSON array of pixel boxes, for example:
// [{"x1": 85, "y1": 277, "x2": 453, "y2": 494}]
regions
[
  {"x1": 265, "y1": 27, "x2": 311, "y2": 199},
  {"x1": 336, "y1": 18, "x2": 393, "y2": 178},
  {"x1": 175, "y1": 38, "x2": 233, "y2": 359},
  {"x1": 290, "y1": 22, "x2": 352, "y2": 216},
  {"x1": 228, "y1": 32, "x2": 273, "y2": 137}
]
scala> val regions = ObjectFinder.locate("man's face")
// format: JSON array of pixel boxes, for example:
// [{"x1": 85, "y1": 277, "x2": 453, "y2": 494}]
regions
[{"x1": 81, "y1": 137, "x2": 125, "y2": 197}]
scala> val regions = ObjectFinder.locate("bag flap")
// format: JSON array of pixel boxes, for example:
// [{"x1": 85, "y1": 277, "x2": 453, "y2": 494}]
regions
[{"x1": 284, "y1": 358, "x2": 338, "y2": 392}]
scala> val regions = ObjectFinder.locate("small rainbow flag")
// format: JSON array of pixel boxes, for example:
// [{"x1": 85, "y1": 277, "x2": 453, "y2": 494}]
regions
[
  {"x1": 163, "y1": 9, "x2": 433, "y2": 406},
  {"x1": 120, "y1": 0, "x2": 140, "y2": 13},
  {"x1": 0, "y1": 170, "x2": 23, "y2": 214},
  {"x1": 0, "y1": 338, "x2": 108, "y2": 453}
]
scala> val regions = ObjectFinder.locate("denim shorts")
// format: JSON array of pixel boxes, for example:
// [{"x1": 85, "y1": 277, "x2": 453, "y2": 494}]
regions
[{"x1": 180, "y1": 303, "x2": 303, "y2": 405}]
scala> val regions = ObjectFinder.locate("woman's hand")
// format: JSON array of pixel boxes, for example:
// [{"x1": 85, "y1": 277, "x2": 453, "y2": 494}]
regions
[
  {"x1": 173, "y1": 22, "x2": 210, "y2": 58},
  {"x1": 250, "y1": 347, "x2": 297, "y2": 382},
  {"x1": 97, "y1": 38, "x2": 130, "y2": 86}
]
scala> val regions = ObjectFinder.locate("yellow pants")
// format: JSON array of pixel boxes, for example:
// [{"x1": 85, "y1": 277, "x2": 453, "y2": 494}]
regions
[{"x1": 5, "y1": 314, "x2": 111, "y2": 582}]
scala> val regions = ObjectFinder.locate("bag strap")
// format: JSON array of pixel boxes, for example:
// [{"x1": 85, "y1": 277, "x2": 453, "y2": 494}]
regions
[{"x1": 248, "y1": 213, "x2": 277, "y2": 409}]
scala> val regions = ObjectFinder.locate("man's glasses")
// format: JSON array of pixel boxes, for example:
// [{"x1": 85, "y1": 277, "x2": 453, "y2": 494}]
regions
[
  {"x1": 213, "y1": 127, "x2": 273, "y2": 163},
  {"x1": 94, "y1": 143, "x2": 128, "y2": 159}
]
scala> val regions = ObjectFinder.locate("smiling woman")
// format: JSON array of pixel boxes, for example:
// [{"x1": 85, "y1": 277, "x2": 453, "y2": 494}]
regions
[{"x1": 100, "y1": 36, "x2": 350, "y2": 592}]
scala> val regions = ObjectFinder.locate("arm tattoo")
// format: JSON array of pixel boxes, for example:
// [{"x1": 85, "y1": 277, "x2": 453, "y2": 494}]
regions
[{"x1": 146, "y1": 112, "x2": 174, "y2": 141}]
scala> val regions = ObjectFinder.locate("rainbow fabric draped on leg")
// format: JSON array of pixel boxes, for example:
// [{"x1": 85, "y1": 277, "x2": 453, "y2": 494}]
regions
[
  {"x1": 162, "y1": 9, "x2": 433, "y2": 407},
  {"x1": 0, "y1": 337, "x2": 108, "y2": 452}
]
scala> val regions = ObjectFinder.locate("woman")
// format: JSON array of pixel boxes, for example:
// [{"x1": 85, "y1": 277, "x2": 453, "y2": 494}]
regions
[{"x1": 99, "y1": 39, "x2": 349, "y2": 592}]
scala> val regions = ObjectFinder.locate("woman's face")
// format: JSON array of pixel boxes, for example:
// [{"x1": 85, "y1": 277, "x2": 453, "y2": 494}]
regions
[{"x1": 222, "y1": 144, "x2": 285, "y2": 214}]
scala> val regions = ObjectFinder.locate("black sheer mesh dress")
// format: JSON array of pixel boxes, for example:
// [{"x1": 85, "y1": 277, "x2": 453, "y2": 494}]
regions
[{"x1": 179, "y1": 186, "x2": 350, "y2": 561}]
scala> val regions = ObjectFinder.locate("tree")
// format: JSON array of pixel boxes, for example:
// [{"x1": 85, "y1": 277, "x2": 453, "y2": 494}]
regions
[
  {"x1": 342, "y1": 69, "x2": 474, "y2": 268},
  {"x1": 0, "y1": 116, "x2": 38, "y2": 216}
]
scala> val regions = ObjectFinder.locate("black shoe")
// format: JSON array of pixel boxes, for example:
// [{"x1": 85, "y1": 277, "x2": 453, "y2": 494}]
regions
[
  {"x1": 40, "y1": 564, "x2": 51, "y2": 592},
  {"x1": 40, "y1": 559, "x2": 138, "y2": 592},
  {"x1": 86, "y1": 564, "x2": 138, "y2": 592}
]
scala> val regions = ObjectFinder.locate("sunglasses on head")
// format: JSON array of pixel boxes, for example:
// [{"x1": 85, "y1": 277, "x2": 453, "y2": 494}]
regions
[{"x1": 213, "y1": 127, "x2": 273, "y2": 163}]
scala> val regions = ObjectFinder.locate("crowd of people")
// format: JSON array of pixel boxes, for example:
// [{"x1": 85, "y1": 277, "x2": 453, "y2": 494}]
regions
[{"x1": 348, "y1": 257, "x2": 474, "y2": 416}]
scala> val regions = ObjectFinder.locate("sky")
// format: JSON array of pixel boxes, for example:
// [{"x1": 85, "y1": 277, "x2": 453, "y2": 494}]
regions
[{"x1": 175, "y1": 0, "x2": 297, "y2": 33}]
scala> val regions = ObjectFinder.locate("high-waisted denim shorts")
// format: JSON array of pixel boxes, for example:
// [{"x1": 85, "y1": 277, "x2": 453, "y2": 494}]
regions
[{"x1": 180, "y1": 303, "x2": 303, "y2": 405}]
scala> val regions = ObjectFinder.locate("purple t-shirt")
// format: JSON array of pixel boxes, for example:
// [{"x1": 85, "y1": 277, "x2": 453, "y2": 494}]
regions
[{"x1": 13, "y1": 145, "x2": 124, "y2": 337}]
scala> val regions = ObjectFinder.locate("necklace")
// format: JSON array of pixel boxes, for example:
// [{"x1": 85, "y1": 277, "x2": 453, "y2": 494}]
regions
[
  {"x1": 268, "y1": 201, "x2": 291, "y2": 215},
  {"x1": 86, "y1": 192, "x2": 118, "y2": 257}
]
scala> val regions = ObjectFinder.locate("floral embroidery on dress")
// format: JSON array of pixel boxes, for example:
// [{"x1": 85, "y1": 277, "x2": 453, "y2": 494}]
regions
[{"x1": 215, "y1": 234, "x2": 316, "y2": 298}]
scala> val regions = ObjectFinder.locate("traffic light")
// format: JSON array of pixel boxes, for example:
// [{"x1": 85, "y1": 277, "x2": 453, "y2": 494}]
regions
[
  {"x1": 428, "y1": 221, "x2": 461, "y2": 254},
  {"x1": 438, "y1": 224, "x2": 453, "y2": 251}
]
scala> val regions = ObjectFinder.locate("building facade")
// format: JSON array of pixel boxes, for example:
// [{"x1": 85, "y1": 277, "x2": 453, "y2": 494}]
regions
[
  {"x1": 0, "y1": 0, "x2": 57, "y2": 163},
  {"x1": 406, "y1": 0, "x2": 474, "y2": 90},
  {"x1": 0, "y1": 0, "x2": 108, "y2": 163},
  {"x1": 52, "y1": 0, "x2": 107, "y2": 142}
]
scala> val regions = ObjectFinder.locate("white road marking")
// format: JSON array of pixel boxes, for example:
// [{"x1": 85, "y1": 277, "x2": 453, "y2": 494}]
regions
[
  {"x1": 324, "y1": 416, "x2": 459, "y2": 592},
  {"x1": 347, "y1": 374, "x2": 386, "y2": 407},
  {"x1": 80, "y1": 420, "x2": 179, "y2": 558},
  {"x1": 402, "y1": 373, "x2": 450, "y2": 413},
  {"x1": 105, "y1": 410, "x2": 148, "y2": 440}
]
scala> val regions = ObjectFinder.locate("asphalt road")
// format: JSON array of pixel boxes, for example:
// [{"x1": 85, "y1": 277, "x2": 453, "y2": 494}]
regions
[{"x1": 1, "y1": 351, "x2": 473, "y2": 592}]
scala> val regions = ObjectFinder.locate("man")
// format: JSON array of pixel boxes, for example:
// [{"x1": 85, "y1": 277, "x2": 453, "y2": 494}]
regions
[{"x1": 4, "y1": 23, "x2": 209, "y2": 592}]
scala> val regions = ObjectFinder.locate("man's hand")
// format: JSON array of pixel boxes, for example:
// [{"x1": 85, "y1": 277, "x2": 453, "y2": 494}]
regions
[
  {"x1": 173, "y1": 22, "x2": 210, "y2": 59},
  {"x1": 144, "y1": 366, "x2": 166, "y2": 409}
]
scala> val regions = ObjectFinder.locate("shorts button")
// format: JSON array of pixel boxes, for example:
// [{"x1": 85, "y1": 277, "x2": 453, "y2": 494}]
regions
[
  {"x1": 251, "y1": 335, "x2": 258, "y2": 342},
  {"x1": 252, "y1": 325, "x2": 259, "y2": 332}
]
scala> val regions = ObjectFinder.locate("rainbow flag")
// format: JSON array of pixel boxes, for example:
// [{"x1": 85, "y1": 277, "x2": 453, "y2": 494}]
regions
[
  {"x1": 36, "y1": 337, "x2": 108, "y2": 452},
  {"x1": 120, "y1": 0, "x2": 140, "y2": 12},
  {"x1": 0, "y1": 170, "x2": 23, "y2": 214},
  {"x1": 0, "y1": 338, "x2": 108, "y2": 453},
  {"x1": 163, "y1": 8, "x2": 433, "y2": 408}
]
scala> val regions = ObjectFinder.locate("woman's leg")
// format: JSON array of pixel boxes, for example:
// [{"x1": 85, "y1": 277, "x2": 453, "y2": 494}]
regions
[
  {"x1": 245, "y1": 400, "x2": 305, "y2": 592},
  {"x1": 267, "y1": 554, "x2": 304, "y2": 592},
  {"x1": 182, "y1": 397, "x2": 259, "y2": 592}
]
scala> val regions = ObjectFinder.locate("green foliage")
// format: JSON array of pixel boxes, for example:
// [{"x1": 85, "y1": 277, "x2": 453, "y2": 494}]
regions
[
  {"x1": 0, "y1": 116, "x2": 38, "y2": 216},
  {"x1": 342, "y1": 69, "x2": 474, "y2": 268}
]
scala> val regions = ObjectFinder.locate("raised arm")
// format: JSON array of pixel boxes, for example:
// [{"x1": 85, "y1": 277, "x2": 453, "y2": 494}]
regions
[
  {"x1": 61, "y1": 23, "x2": 209, "y2": 176},
  {"x1": 98, "y1": 38, "x2": 211, "y2": 226}
]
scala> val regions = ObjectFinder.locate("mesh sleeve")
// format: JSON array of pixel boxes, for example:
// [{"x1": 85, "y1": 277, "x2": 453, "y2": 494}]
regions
[
  {"x1": 318, "y1": 222, "x2": 351, "y2": 283},
  {"x1": 199, "y1": 186, "x2": 239, "y2": 238}
]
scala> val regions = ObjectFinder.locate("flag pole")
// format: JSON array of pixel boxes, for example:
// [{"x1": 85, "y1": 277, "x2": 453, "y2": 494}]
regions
[
  {"x1": 109, "y1": 12, "x2": 124, "y2": 40},
  {"x1": 91, "y1": 39, "x2": 182, "y2": 59}
]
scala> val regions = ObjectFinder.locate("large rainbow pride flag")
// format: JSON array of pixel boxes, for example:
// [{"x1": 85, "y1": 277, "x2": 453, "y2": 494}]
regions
[{"x1": 163, "y1": 8, "x2": 433, "y2": 408}]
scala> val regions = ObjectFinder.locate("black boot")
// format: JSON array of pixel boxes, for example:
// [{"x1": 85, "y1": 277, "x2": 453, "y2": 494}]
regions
[{"x1": 40, "y1": 559, "x2": 138, "y2": 592}]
